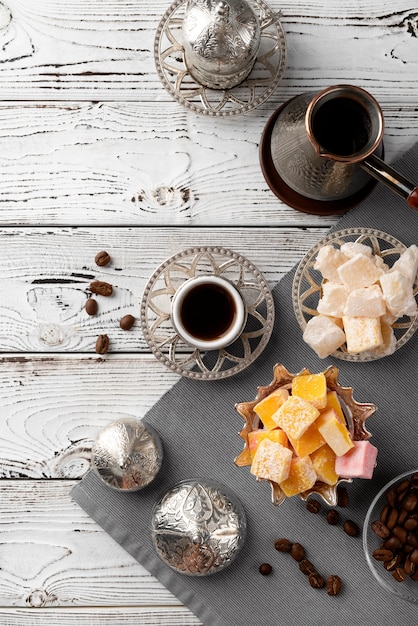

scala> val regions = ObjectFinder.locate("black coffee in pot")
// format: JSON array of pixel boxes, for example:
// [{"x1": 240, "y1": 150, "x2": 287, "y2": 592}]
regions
[{"x1": 312, "y1": 97, "x2": 371, "y2": 157}]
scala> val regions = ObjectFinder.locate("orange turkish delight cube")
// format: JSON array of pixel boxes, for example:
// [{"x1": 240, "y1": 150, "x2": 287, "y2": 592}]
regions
[
  {"x1": 250, "y1": 438, "x2": 292, "y2": 484},
  {"x1": 280, "y1": 456, "x2": 317, "y2": 497},
  {"x1": 291, "y1": 372, "x2": 327, "y2": 410},
  {"x1": 272, "y1": 396, "x2": 320, "y2": 440},
  {"x1": 316, "y1": 408, "x2": 354, "y2": 456},
  {"x1": 253, "y1": 388, "x2": 289, "y2": 430},
  {"x1": 248, "y1": 428, "x2": 288, "y2": 460},
  {"x1": 288, "y1": 422, "x2": 325, "y2": 457},
  {"x1": 324, "y1": 390, "x2": 345, "y2": 423},
  {"x1": 310, "y1": 444, "x2": 338, "y2": 485}
]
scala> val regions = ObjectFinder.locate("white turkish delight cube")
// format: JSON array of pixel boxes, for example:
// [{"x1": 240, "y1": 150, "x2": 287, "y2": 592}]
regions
[
  {"x1": 340, "y1": 241, "x2": 372, "y2": 258},
  {"x1": 342, "y1": 316, "x2": 383, "y2": 354},
  {"x1": 302, "y1": 315, "x2": 346, "y2": 359},
  {"x1": 380, "y1": 270, "x2": 418, "y2": 318},
  {"x1": 343, "y1": 284, "x2": 386, "y2": 317},
  {"x1": 337, "y1": 253, "x2": 383, "y2": 290},
  {"x1": 391, "y1": 245, "x2": 418, "y2": 285},
  {"x1": 317, "y1": 282, "x2": 348, "y2": 317},
  {"x1": 314, "y1": 245, "x2": 347, "y2": 283}
]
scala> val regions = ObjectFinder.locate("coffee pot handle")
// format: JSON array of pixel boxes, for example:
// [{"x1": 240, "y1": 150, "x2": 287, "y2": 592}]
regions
[{"x1": 361, "y1": 154, "x2": 418, "y2": 210}]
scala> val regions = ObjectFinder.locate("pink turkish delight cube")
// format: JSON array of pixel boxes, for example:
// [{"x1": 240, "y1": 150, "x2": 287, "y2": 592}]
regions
[{"x1": 334, "y1": 440, "x2": 378, "y2": 479}]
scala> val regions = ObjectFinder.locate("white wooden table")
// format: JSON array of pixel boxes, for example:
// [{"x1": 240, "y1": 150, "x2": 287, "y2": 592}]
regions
[{"x1": 0, "y1": 1, "x2": 417, "y2": 624}]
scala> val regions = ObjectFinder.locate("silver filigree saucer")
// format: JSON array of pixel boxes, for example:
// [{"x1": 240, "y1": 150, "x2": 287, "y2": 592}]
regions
[
  {"x1": 140, "y1": 246, "x2": 275, "y2": 379},
  {"x1": 154, "y1": 0, "x2": 287, "y2": 116}
]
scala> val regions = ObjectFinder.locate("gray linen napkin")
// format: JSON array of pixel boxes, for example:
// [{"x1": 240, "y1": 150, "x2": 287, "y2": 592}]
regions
[{"x1": 72, "y1": 144, "x2": 418, "y2": 626}]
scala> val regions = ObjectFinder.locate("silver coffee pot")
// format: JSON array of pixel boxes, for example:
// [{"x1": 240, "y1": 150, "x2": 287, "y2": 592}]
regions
[{"x1": 182, "y1": 0, "x2": 261, "y2": 90}]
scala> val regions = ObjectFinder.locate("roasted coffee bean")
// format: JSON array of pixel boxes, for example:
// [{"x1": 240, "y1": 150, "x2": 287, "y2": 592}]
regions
[
  {"x1": 95, "y1": 334, "x2": 109, "y2": 354},
  {"x1": 386, "y1": 488, "x2": 397, "y2": 507},
  {"x1": 410, "y1": 548, "x2": 418, "y2": 565},
  {"x1": 384, "y1": 554, "x2": 401, "y2": 571},
  {"x1": 393, "y1": 525, "x2": 408, "y2": 543},
  {"x1": 95, "y1": 250, "x2": 111, "y2": 267},
  {"x1": 411, "y1": 473, "x2": 418, "y2": 488},
  {"x1": 392, "y1": 566, "x2": 407, "y2": 582},
  {"x1": 398, "y1": 509, "x2": 409, "y2": 526},
  {"x1": 404, "y1": 556, "x2": 416, "y2": 576},
  {"x1": 259, "y1": 563, "x2": 272, "y2": 575},
  {"x1": 371, "y1": 520, "x2": 390, "y2": 539},
  {"x1": 403, "y1": 493, "x2": 417, "y2": 512},
  {"x1": 274, "y1": 538, "x2": 292, "y2": 552},
  {"x1": 343, "y1": 520, "x2": 359, "y2": 537},
  {"x1": 337, "y1": 486, "x2": 349, "y2": 508},
  {"x1": 90, "y1": 280, "x2": 113, "y2": 296},
  {"x1": 326, "y1": 509, "x2": 340, "y2": 525},
  {"x1": 380, "y1": 504, "x2": 390, "y2": 525},
  {"x1": 306, "y1": 498, "x2": 321, "y2": 514},
  {"x1": 85, "y1": 298, "x2": 98, "y2": 315},
  {"x1": 386, "y1": 508, "x2": 399, "y2": 530},
  {"x1": 308, "y1": 572, "x2": 325, "y2": 589},
  {"x1": 120, "y1": 314, "x2": 135, "y2": 330},
  {"x1": 326, "y1": 575, "x2": 342, "y2": 596},
  {"x1": 290, "y1": 543, "x2": 305, "y2": 561},
  {"x1": 383, "y1": 535, "x2": 403, "y2": 552},
  {"x1": 406, "y1": 532, "x2": 418, "y2": 548},
  {"x1": 404, "y1": 544, "x2": 414, "y2": 554},
  {"x1": 373, "y1": 548, "x2": 394, "y2": 562},
  {"x1": 404, "y1": 516, "x2": 418, "y2": 531},
  {"x1": 299, "y1": 559, "x2": 316, "y2": 576},
  {"x1": 396, "y1": 479, "x2": 410, "y2": 495}
]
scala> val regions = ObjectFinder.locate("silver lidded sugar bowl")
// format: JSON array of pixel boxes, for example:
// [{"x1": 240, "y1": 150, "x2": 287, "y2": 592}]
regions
[
  {"x1": 182, "y1": 0, "x2": 261, "y2": 90},
  {"x1": 91, "y1": 418, "x2": 163, "y2": 492},
  {"x1": 151, "y1": 479, "x2": 247, "y2": 575}
]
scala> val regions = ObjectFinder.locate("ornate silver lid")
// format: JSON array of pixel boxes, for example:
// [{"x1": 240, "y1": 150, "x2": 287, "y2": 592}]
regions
[
  {"x1": 182, "y1": 0, "x2": 261, "y2": 89},
  {"x1": 150, "y1": 479, "x2": 247, "y2": 575},
  {"x1": 91, "y1": 418, "x2": 163, "y2": 491}
]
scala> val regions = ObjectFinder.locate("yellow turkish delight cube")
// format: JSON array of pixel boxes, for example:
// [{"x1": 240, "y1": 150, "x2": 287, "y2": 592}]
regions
[
  {"x1": 288, "y1": 422, "x2": 325, "y2": 457},
  {"x1": 342, "y1": 316, "x2": 383, "y2": 354},
  {"x1": 310, "y1": 444, "x2": 338, "y2": 485},
  {"x1": 324, "y1": 390, "x2": 345, "y2": 423},
  {"x1": 250, "y1": 438, "x2": 292, "y2": 484},
  {"x1": 280, "y1": 456, "x2": 318, "y2": 497},
  {"x1": 253, "y1": 388, "x2": 289, "y2": 430},
  {"x1": 248, "y1": 428, "x2": 288, "y2": 460},
  {"x1": 272, "y1": 396, "x2": 320, "y2": 440},
  {"x1": 316, "y1": 408, "x2": 354, "y2": 456},
  {"x1": 291, "y1": 372, "x2": 327, "y2": 409}
]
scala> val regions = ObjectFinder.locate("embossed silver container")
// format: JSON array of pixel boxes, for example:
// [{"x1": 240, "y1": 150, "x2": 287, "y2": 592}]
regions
[
  {"x1": 151, "y1": 479, "x2": 247, "y2": 576},
  {"x1": 91, "y1": 418, "x2": 163, "y2": 492},
  {"x1": 182, "y1": 0, "x2": 261, "y2": 89}
]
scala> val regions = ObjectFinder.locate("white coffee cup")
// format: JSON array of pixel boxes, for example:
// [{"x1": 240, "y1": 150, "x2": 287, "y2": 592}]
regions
[{"x1": 171, "y1": 275, "x2": 246, "y2": 350}]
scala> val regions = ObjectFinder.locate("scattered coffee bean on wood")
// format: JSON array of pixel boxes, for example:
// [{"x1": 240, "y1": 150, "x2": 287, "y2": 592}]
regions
[
  {"x1": 343, "y1": 520, "x2": 360, "y2": 537},
  {"x1": 90, "y1": 280, "x2": 113, "y2": 296},
  {"x1": 85, "y1": 298, "x2": 98, "y2": 316},
  {"x1": 290, "y1": 543, "x2": 305, "y2": 561},
  {"x1": 326, "y1": 575, "x2": 342, "y2": 596},
  {"x1": 95, "y1": 251, "x2": 111, "y2": 267},
  {"x1": 274, "y1": 538, "x2": 292, "y2": 552},
  {"x1": 96, "y1": 334, "x2": 109, "y2": 354},
  {"x1": 306, "y1": 498, "x2": 321, "y2": 514},
  {"x1": 120, "y1": 314, "x2": 135, "y2": 330},
  {"x1": 259, "y1": 563, "x2": 272, "y2": 576},
  {"x1": 326, "y1": 509, "x2": 340, "y2": 525}
]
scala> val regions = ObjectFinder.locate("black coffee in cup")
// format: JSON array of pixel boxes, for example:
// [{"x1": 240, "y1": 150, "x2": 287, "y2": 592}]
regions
[{"x1": 179, "y1": 282, "x2": 236, "y2": 341}]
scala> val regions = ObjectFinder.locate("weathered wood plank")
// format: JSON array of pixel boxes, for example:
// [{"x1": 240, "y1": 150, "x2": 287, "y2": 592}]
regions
[
  {"x1": 0, "y1": 607, "x2": 201, "y2": 626},
  {"x1": 0, "y1": 480, "x2": 200, "y2": 615},
  {"x1": 0, "y1": 1, "x2": 415, "y2": 102},
  {"x1": 0, "y1": 226, "x2": 330, "y2": 352},
  {"x1": 0, "y1": 356, "x2": 179, "y2": 478},
  {"x1": 0, "y1": 102, "x2": 415, "y2": 227}
]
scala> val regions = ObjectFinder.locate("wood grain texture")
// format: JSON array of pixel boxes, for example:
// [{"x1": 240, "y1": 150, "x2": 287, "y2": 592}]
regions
[
  {"x1": 0, "y1": 226, "x2": 329, "y2": 352},
  {"x1": 0, "y1": 102, "x2": 415, "y2": 227},
  {"x1": 0, "y1": 1, "x2": 415, "y2": 102}
]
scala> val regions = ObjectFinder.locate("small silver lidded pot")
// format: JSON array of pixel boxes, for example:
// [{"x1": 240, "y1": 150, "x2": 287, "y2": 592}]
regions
[
  {"x1": 182, "y1": 0, "x2": 261, "y2": 90},
  {"x1": 151, "y1": 478, "x2": 247, "y2": 576},
  {"x1": 91, "y1": 418, "x2": 163, "y2": 492}
]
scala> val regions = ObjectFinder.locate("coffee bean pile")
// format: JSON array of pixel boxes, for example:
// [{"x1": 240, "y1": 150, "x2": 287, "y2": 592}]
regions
[
  {"x1": 273, "y1": 537, "x2": 342, "y2": 595},
  {"x1": 305, "y1": 488, "x2": 360, "y2": 539},
  {"x1": 85, "y1": 251, "x2": 136, "y2": 353},
  {"x1": 370, "y1": 472, "x2": 418, "y2": 583}
]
